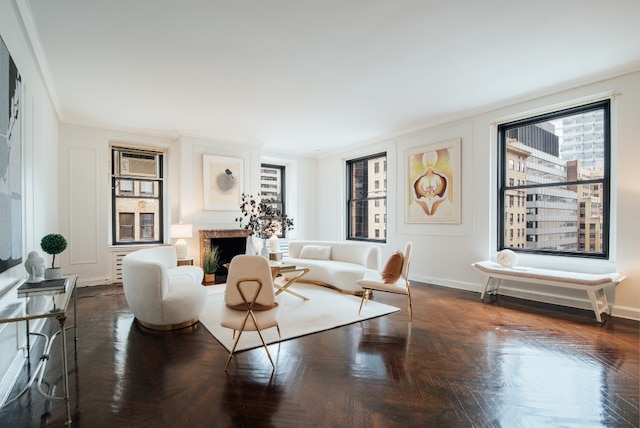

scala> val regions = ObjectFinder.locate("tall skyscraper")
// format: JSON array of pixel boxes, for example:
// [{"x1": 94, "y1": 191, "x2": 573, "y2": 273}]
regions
[{"x1": 559, "y1": 110, "x2": 605, "y2": 171}]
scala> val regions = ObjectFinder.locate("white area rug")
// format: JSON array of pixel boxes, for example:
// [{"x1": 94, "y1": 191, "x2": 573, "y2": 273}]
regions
[{"x1": 199, "y1": 282, "x2": 400, "y2": 352}]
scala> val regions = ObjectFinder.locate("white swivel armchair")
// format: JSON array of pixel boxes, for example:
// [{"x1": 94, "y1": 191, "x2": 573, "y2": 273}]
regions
[{"x1": 122, "y1": 246, "x2": 207, "y2": 331}]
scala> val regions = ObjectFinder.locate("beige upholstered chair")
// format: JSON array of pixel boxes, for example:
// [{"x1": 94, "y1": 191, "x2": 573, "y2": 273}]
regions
[
  {"x1": 357, "y1": 242, "x2": 413, "y2": 320},
  {"x1": 221, "y1": 255, "x2": 282, "y2": 369}
]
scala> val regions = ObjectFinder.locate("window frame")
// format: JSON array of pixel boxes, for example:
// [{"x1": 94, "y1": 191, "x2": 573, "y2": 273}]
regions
[
  {"x1": 346, "y1": 152, "x2": 387, "y2": 243},
  {"x1": 260, "y1": 163, "x2": 289, "y2": 238},
  {"x1": 111, "y1": 146, "x2": 164, "y2": 245},
  {"x1": 497, "y1": 99, "x2": 611, "y2": 259}
]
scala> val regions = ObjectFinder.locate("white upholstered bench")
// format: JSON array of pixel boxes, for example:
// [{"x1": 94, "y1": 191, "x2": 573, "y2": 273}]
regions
[{"x1": 472, "y1": 261, "x2": 626, "y2": 323}]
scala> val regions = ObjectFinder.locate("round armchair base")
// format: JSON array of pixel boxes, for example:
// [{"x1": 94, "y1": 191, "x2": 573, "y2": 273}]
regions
[{"x1": 136, "y1": 317, "x2": 200, "y2": 332}]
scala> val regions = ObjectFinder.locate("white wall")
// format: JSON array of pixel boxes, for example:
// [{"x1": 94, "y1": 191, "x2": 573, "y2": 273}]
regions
[
  {"x1": 0, "y1": 0, "x2": 61, "y2": 403},
  {"x1": 53, "y1": 128, "x2": 319, "y2": 285},
  {"x1": 317, "y1": 71, "x2": 640, "y2": 321},
  {"x1": 57, "y1": 124, "x2": 174, "y2": 285}
]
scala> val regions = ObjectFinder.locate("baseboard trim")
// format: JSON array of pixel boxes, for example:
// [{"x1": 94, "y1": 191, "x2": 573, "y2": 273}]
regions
[
  {"x1": 0, "y1": 348, "x2": 25, "y2": 407},
  {"x1": 611, "y1": 305, "x2": 640, "y2": 322},
  {"x1": 76, "y1": 276, "x2": 112, "y2": 287}
]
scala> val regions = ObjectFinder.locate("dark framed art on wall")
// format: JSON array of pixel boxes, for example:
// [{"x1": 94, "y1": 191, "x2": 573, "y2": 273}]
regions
[{"x1": 0, "y1": 35, "x2": 23, "y2": 274}]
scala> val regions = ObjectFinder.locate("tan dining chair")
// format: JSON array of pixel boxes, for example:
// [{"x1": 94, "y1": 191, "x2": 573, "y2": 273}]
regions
[
  {"x1": 357, "y1": 242, "x2": 413, "y2": 320},
  {"x1": 220, "y1": 255, "x2": 282, "y2": 370}
]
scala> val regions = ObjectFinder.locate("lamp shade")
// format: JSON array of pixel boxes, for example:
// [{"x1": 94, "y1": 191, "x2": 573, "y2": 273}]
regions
[
  {"x1": 170, "y1": 223, "x2": 192, "y2": 259},
  {"x1": 170, "y1": 223, "x2": 193, "y2": 239}
]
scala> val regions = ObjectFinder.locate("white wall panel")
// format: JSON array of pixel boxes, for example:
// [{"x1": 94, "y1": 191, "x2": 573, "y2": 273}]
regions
[{"x1": 68, "y1": 146, "x2": 98, "y2": 264}]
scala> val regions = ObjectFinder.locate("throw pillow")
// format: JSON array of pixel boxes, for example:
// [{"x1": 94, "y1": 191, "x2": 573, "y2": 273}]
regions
[
  {"x1": 381, "y1": 251, "x2": 404, "y2": 284},
  {"x1": 299, "y1": 245, "x2": 331, "y2": 260}
]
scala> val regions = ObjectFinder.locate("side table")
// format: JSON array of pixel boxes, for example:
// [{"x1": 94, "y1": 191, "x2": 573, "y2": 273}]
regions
[
  {"x1": 270, "y1": 261, "x2": 310, "y2": 301},
  {"x1": 177, "y1": 258, "x2": 194, "y2": 266},
  {"x1": 0, "y1": 274, "x2": 78, "y2": 426}
]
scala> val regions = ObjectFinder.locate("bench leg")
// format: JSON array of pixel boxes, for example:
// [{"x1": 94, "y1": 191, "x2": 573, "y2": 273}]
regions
[
  {"x1": 481, "y1": 277, "x2": 500, "y2": 303},
  {"x1": 587, "y1": 289, "x2": 610, "y2": 323}
]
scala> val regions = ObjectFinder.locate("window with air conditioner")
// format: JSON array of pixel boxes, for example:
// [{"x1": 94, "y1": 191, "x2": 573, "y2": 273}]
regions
[{"x1": 111, "y1": 146, "x2": 165, "y2": 245}]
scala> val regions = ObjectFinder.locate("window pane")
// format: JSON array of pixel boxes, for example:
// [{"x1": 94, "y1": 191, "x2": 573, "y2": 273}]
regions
[
  {"x1": 350, "y1": 161, "x2": 366, "y2": 198},
  {"x1": 140, "y1": 213, "x2": 155, "y2": 240},
  {"x1": 140, "y1": 181, "x2": 154, "y2": 195},
  {"x1": 119, "y1": 180, "x2": 134, "y2": 194},
  {"x1": 119, "y1": 213, "x2": 135, "y2": 241}
]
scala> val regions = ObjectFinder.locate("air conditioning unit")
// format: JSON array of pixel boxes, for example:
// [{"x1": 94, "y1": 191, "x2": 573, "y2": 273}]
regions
[{"x1": 118, "y1": 152, "x2": 158, "y2": 177}]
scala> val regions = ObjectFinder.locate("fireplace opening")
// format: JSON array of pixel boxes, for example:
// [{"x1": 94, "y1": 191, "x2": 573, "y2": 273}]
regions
[
  {"x1": 199, "y1": 229, "x2": 252, "y2": 284},
  {"x1": 209, "y1": 237, "x2": 246, "y2": 283}
]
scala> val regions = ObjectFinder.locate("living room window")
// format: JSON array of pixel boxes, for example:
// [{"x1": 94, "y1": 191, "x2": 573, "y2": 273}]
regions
[
  {"x1": 347, "y1": 152, "x2": 387, "y2": 242},
  {"x1": 498, "y1": 99, "x2": 610, "y2": 258},
  {"x1": 111, "y1": 146, "x2": 164, "y2": 245},
  {"x1": 260, "y1": 163, "x2": 289, "y2": 238}
]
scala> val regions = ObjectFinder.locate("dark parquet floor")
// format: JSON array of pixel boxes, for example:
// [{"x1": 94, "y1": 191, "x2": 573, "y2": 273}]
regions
[{"x1": 0, "y1": 281, "x2": 638, "y2": 427}]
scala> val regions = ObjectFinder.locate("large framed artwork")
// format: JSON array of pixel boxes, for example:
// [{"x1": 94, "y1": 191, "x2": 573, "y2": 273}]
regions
[
  {"x1": 405, "y1": 138, "x2": 461, "y2": 224},
  {"x1": 0, "y1": 36, "x2": 22, "y2": 274},
  {"x1": 203, "y1": 154, "x2": 243, "y2": 211}
]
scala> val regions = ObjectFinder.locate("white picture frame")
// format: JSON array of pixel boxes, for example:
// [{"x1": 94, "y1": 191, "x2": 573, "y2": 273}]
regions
[
  {"x1": 405, "y1": 138, "x2": 461, "y2": 224},
  {"x1": 203, "y1": 154, "x2": 244, "y2": 211}
]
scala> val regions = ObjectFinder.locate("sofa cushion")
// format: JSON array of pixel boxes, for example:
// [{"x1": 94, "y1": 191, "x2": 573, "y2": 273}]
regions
[
  {"x1": 299, "y1": 245, "x2": 331, "y2": 260},
  {"x1": 381, "y1": 251, "x2": 404, "y2": 284}
]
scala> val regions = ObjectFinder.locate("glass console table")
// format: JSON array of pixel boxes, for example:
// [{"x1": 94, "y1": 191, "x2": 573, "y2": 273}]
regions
[{"x1": 0, "y1": 274, "x2": 78, "y2": 426}]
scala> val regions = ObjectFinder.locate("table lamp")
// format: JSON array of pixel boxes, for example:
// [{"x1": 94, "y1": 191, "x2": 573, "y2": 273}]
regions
[{"x1": 170, "y1": 223, "x2": 192, "y2": 259}]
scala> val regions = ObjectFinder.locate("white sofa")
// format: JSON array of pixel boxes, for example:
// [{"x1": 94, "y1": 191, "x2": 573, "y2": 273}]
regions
[
  {"x1": 122, "y1": 246, "x2": 207, "y2": 331},
  {"x1": 282, "y1": 240, "x2": 381, "y2": 295}
]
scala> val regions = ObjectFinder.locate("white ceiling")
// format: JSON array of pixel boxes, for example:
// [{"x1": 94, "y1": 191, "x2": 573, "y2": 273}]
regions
[{"x1": 21, "y1": 0, "x2": 640, "y2": 157}]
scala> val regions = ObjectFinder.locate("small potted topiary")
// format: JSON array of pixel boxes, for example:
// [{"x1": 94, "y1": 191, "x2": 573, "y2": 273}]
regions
[
  {"x1": 40, "y1": 233, "x2": 68, "y2": 280},
  {"x1": 202, "y1": 245, "x2": 221, "y2": 285}
]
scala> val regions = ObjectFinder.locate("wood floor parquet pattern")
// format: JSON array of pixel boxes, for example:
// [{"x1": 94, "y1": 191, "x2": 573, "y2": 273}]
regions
[{"x1": 0, "y1": 282, "x2": 638, "y2": 427}]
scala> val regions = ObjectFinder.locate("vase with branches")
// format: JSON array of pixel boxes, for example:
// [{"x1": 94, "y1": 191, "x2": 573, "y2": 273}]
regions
[{"x1": 235, "y1": 193, "x2": 294, "y2": 256}]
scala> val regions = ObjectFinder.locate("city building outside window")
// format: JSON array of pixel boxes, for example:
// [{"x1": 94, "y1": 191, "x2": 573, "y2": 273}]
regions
[
  {"x1": 140, "y1": 213, "x2": 155, "y2": 240},
  {"x1": 260, "y1": 164, "x2": 289, "y2": 238},
  {"x1": 119, "y1": 213, "x2": 135, "y2": 241},
  {"x1": 347, "y1": 153, "x2": 387, "y2": 242},
  {"x1": 111, "y1": 146, "x2": 164, "y2": 245},
  {"x1": 498, "y1": 99, "x2": 610, "y2": 258}
]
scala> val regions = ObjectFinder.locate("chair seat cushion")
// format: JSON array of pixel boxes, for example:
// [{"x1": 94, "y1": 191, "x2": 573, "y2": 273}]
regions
[
  {"x1": 220, "y1": 296, "x2": 283, "y2": 331},
  {"x1": 381, "y1": 251, "x2": 404, "y2": 284},
  {"x1": 357, "y1": 272, "x2": 408, "y2": 295}
]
